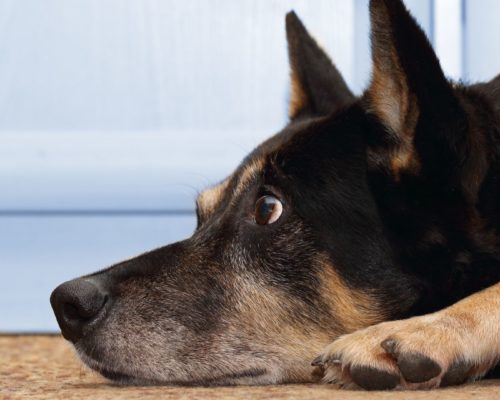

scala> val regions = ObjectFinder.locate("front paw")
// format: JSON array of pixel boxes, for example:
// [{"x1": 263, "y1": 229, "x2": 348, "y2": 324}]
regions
[{"x1": 313, "y1": 314, "x2": 485, "y2": 390}]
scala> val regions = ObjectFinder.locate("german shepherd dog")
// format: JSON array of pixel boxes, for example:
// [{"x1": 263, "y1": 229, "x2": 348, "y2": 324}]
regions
[{"x1": 51, "y1": 0, "x2": 500, "y2": 391}]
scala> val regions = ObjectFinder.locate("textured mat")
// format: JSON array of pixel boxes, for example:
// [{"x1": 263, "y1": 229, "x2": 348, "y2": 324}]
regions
[{"x1": 1, "y1": 335, "x2": 499, "y2": 399}]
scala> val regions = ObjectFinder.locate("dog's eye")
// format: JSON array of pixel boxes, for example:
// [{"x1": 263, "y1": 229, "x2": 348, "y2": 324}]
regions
[{"x1": 254, "y1": 195, "x2": 283, "y2": 225}]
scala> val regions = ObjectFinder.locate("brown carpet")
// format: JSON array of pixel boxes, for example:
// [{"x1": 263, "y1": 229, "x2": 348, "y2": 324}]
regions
[{"x1": 1, "y1": 335, "x2": 499, "y2": 399}]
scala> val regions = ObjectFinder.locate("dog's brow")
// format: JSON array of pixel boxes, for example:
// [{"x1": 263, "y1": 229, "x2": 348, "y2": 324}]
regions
[
  {"x1": 233, "y1": 158, "x2": 266, "y2": 198},
  {"x1": 197, "y1": 157, "x2": 266, "y2": 216},
  {"x1": 197, "y1": 179, "x2": 231, "y2": 215}
]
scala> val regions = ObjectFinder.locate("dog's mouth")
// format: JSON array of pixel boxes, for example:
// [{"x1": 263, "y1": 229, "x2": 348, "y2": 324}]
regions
[
  {"x1": 75, "y1": 346, "x2": 154, "y2": 385},
  {"x1": 74, "y1": 344, "x2": 270, "y2": 386},
  {"x1": 98, "y1": 367, "x2": 139, "y2": 384}
]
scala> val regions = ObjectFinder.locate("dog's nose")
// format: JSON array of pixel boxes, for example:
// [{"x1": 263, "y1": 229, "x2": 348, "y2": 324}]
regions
[{"x1": 50, "y1": 278, "x2": 108, "y2": 343}]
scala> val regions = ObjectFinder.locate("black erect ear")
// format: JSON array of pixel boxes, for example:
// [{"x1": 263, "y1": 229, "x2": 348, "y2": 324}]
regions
[
  {"x1": 367, "y1": 0, "x2": 468, "y2": 184},
  {"x1": 286, "y1": 11, "x2": 354, "y2": 120}
]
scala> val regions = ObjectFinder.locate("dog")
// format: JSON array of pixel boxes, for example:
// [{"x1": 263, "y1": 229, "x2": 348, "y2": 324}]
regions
[{"x1": 50, "y1": 0, "x2": 500, "y2": 390}]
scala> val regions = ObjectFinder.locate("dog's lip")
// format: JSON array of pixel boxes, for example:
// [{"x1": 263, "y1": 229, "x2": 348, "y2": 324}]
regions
[
  {"x1": 76, "y1": 344, "x2": 269, "y2": 386},
  {"x1": 99, "y1": 368, "x2": 269, "y2": 387},
  {"x1": 74, "y1": 345, "x2": 146, "y2": 384},
  {"x1": 98, "y1": 367, "x2": 138, "y2": 383},
  {"x1": 99, "y1": 366, "x2": 268, "y2": 387},
  {"x1": 189, "y1": 368, "x2": 268, "y2": 386}
]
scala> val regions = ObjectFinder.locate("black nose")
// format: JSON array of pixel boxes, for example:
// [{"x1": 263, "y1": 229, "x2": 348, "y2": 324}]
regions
[{"x1": 50, "y1": 278, "x2": 108, "y2": 343}]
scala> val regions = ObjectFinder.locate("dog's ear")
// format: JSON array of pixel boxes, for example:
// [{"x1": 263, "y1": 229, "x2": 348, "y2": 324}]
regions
[
  {"x1": 286, "y1": 11, "x2": 354, "y2": 120},
  {"x1": 367, "y1": 0, "x2": 468, "y2": 183}
]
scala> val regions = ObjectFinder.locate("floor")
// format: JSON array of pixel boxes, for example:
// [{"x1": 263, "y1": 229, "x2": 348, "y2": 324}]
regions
[{"x1": 1, "y1": 335, "x2": 499, "y2": 400}]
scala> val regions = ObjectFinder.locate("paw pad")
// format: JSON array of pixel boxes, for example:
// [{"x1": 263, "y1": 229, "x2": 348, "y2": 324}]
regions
[
  {"x1": 441, "y1": 360, "x2": 471, "y2": 387},
  {"x1": 381, "y1": 338, "x2": 441, "y2": 383},
  {"x1": 350, "y1": 366, "x2": 400, "y2": 390}
]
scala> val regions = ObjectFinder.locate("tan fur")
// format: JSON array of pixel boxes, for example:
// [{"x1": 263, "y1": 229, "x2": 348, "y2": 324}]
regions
[
  {"x1": 190, "y1": 254, "x2": 389, "y2": 384},
  {"x1": 317, "y1": 282, "x2": 500, "y2": 389},
  {"x1": 196, "y1": 154, "x2": 265, "y2": 219},
  {"x1": 370, "y1": 54, "x2": 421, "y2": 175},
  {"x1": 232, "y1": 158, "x2": 266, "y2": 199},
  {"x1": 319, "y1": 257, "x2": 386, "y2": 332},
  {"x1": 289, "y1": 68, "x2": 308, "y2": 119},
  {"x1": 231, "y1": 272, "x2": 334, "y2": 383},
  {"x1": 369, "y1": 0, "x2": 409, "y2": 135},
  {"x1": 368, "y1": 2, "x2": 422, "y2": 181},
  {"x1": 370, "y1": 62, "x2": 405, "y2": 135},
  {"x1": 197, "y1": 179, "x2": 230, "y2": 218},
  {"x1": 198, "y1": 158, "x2": 265, "y2": 218},
  {"x1": 389, "y1": 144, "x2": 420, "y2": 181}
]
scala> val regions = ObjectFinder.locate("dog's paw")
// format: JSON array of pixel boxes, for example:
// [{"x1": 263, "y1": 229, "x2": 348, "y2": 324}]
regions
[{"x1": 312, "y1": 313, "x2": 489, "y2": 390}]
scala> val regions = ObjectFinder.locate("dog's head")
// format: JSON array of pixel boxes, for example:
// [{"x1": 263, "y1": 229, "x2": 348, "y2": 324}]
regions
[{"x1": 51, "y1": 0, "x2": 492, "y2": 385}]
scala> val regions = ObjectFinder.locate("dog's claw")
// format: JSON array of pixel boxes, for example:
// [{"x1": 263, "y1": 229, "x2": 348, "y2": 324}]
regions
[
  {"x1": 381, "y1": 338, "x2": 398, "y2": 355},
  {"x1": 311, "y1": 355, "x2": 324, "y2": 367},
  {"x1": 312, "y1": 353, "x2": 342, "y2": 367},
  {"x1": 326, "y1": 357, "x2": 342, "y2": 366}
]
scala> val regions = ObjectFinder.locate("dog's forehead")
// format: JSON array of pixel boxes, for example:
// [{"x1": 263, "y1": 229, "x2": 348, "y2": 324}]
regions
[{"x1": 196, "y1": 119, "x2": 319, "y2": 213}]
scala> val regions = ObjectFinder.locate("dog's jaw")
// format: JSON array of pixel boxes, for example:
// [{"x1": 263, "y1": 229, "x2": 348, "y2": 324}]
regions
[{"x1": 73, "y1": 341, "x2": 305, "y2": 386}]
